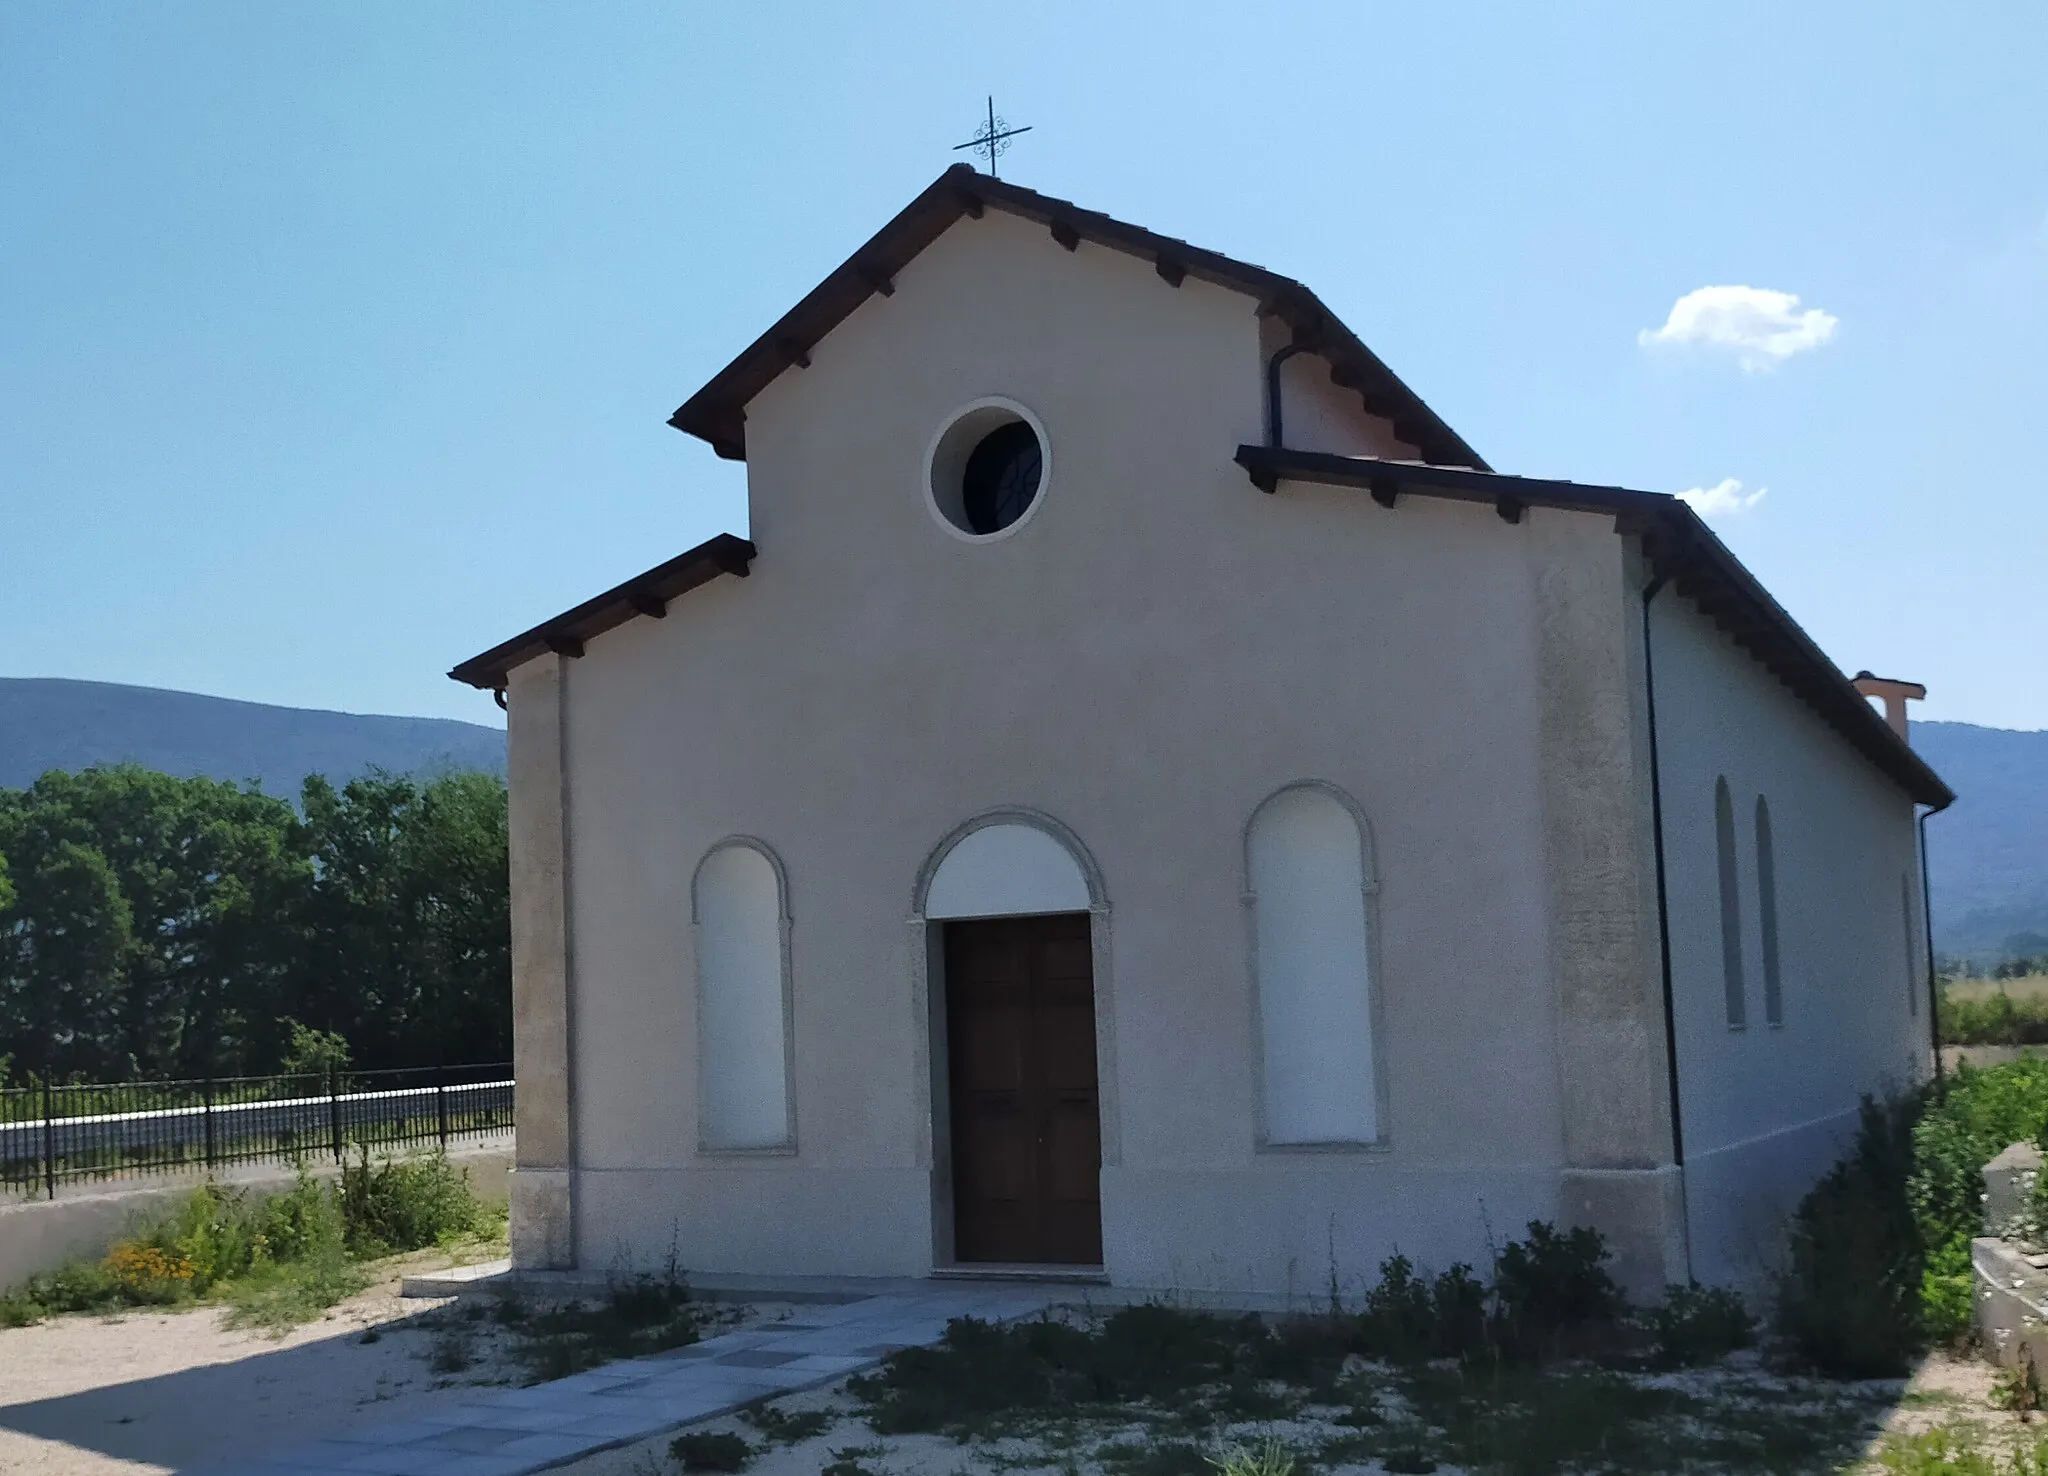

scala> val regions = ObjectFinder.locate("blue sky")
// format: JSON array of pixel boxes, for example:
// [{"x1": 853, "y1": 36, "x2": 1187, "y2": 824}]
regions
[{"x1": 3, "y1": 2, "x2": 2043, "y2": 729}]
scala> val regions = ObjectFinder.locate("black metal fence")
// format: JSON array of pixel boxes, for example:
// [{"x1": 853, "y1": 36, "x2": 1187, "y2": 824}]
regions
[{"x1": 0, "y1": 1064, "x2": 514, "y2": 1199}]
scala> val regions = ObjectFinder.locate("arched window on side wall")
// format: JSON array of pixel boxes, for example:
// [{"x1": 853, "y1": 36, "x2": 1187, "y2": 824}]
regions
[
  {"x1": 1714, "y1": 778, "x2": 1747, "y2": 1029},
  {"x1": 693, "y1": 840, "x2": 793, "y2": 1152},
  {"x1": 1756, "y1": 796, "x2": 1783, "y2": 1026},
  {"x1": 1246, "y1": 784, "x2": 1381, "y2": 1146}
]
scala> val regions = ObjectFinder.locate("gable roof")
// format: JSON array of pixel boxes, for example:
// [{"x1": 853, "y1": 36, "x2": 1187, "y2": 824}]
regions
[
  {"x1": 668, "y1": 164, "x2": 1488, "y2": 472},
  {"x1": 1233, "y1": 446, "x2": 1954, "y2": 810},
  {"x1": 452, "y1": 174, "x2": 1948, "y2": 814}
]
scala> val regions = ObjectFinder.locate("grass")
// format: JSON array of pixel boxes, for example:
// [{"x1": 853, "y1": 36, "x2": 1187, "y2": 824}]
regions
[
  {"x1": 1945, "y1": 975, "x2": 2048, "y2": 1004},
  {"x1": 1875, "y1": 1425, "x2": 2048, "y2": 1474},
  {"x1": 0, "y1": 1150, "x2": 505, "y2": 1332},
  {"x1": 1943, "y1": 978, "x2": 2048, "y2": 1047}
]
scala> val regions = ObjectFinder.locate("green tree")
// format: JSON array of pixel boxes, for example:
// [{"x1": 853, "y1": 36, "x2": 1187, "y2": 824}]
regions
[
  {"x1": 0, "y1": 763, "x2": 507, "y2": 1082},
  {"x1": 0, "y1": 828, "x2": 134, "y2": 1080},
  {"x1": 297, "y1": 770, "x2": 510, "y2": 1070},
  {"x1": 0, "y1": 768, "x2": 311, "y2": 1078}
]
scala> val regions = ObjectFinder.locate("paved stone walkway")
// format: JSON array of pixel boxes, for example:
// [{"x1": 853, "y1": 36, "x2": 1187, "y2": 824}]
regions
[{"x1": 199, "y1": 1288, "x2": 1051, "y2": 1476}]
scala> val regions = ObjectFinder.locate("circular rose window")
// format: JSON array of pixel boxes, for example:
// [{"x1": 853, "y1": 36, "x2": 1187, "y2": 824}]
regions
[{"x1": 923, "y1": 398, "x2": 1052, "y2": 543}]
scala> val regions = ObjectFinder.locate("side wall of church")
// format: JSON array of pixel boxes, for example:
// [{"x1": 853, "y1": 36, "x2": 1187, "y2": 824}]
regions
[
  {"x1": 533, "y1": 207, "x2": 1677, "y2": 1298},
  {"x1": 1649, "y1": 589, "x2": 1931, "y2": 1290}
]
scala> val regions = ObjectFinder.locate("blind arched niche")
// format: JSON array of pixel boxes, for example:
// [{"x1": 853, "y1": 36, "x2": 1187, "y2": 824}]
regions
[
  {"x1": 1246, "y1": 783, "x2": 1383, "y2": 1147},
  {"x1": 693, "y1": 839, "x2": 794, "y2": 1152},
  {"x1": 1714, "y1": 777, "x2": 1747, "y2": 1029}
]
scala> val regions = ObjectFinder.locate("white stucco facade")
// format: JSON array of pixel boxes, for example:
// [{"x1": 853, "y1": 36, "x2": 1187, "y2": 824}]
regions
[
  {"x1": 482, "y1": 187, "x2": 1941, "y2": 1303},
  {"x1": 1649, "y1": 593, "x2": 1932, "y2": 1288}
]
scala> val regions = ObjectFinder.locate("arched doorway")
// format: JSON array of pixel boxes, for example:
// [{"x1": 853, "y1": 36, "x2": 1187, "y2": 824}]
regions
[{"x1": 916, "y1": 813, "x2": 1105, "y2": 1267}]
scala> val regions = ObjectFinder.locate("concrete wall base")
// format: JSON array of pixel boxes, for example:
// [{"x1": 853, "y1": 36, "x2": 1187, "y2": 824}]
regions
[
  {"x1": 510, "y1": 1167, "x2": 574, "y2": 1269},
  {"x1": 1560, "y1": 1164, "x2": 1689, "y2": 1299}
]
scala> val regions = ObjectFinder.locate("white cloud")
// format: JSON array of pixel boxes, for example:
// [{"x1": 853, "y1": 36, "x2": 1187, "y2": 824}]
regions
[
  {"x1": 1638, "y1": 285, "x2": 1838, "y2": 370},
  {"x1": 1676, "y1": 478, "x2": 1768, "y2": 518}
]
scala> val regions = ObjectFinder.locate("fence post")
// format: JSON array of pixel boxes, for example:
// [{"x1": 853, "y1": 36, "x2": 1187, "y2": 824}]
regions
[
  {"x1": 203, "y1": 1077, "x2": 216, "y2": 1171},
  {"x1": 42, "y1": 1080, "x2": 55, "y2": 1201},
  {"x1": 328, "y1": 1062, "x2": 343, "y2": 1165},
  {"x1": 437, "y1": 1080, "x2": 449, "y2": 1151}
]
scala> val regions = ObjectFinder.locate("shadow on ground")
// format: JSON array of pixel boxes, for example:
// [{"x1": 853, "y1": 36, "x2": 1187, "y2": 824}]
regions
[{"x1": 0, "y1": 1303, "x2": 475, "y2": 1473}]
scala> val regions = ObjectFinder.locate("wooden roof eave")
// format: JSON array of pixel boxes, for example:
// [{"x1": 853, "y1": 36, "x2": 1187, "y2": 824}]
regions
[
  {"x1": 667, "y1": 166, "x2": 1488, "y2": 473},
  {"x1": 446, "y1": 533, "x2": 757, "y2": 691}
]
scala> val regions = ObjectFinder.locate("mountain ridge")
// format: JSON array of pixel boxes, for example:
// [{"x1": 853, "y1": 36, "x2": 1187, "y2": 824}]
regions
[
  {"x1": 0, "y1": 677, "x2": 504, "y2": 797},
  {"x1": 1915, "y1": 719, "x2": 2048, "y2": 959}
]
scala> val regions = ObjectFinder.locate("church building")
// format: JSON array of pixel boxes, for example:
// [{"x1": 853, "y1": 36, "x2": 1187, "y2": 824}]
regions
[{"x1": 451, "y1": 166, "x2": 1952, "y2": 1298}]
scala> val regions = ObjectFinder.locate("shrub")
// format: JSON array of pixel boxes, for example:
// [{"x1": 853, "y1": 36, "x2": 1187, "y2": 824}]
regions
[
  {"x1": 338, "y1": 1151, "x2": 492, "y2": 1255},
  {"x1": 670, "y1": 1432, "x2": 752, "y2": 1472},
  {"x1": 104, "y1": 1243, "x2": 197, "y2": 1304},
  {"x1": 1940, "y1": 988, "x2": 2048, "y2": 1047},
  {"x1": 1427, "y1": 1263, "x2": 1492, "y2": 1361},
  {"x1": 1357, "y1": 1226, "x2": 1617, "y2": 1367},
  {"x1": 1913, "y1": 1060, "x2": 2048, "y2": 1342},
  {"x1": 1492, "y1": 1221, "x2": 1623, "y2": 1348},
  {"x1": 1779, "y1": 1096, "x2": 1925, "y2": 1376},
  {"x1": 0, "y1": 1155, "x2": 494, "y2": 1331},
  {"x1": 1357, "y1": 1253, "x2": 1435, "y2": 1360},
  {"x1": 0, "y1": 1257, "x2": 122, "y2": 1326},
  {"x1": 739, "y1": 1405, "x2": 830, "y2": 1444},
  {"x1": 1643, "y1": 1282, "x2": 1753, "y2": 1369}
]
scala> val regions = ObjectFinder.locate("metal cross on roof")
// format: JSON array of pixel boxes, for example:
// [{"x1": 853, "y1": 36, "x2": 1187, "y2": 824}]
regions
[{"x1": 953, "y1": 96, "x2": 1031, "y2": 179}]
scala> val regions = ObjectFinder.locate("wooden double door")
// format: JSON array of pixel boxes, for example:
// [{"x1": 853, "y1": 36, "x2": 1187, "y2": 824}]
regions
[{"x1": 944, "y1": 913, "x2": 1103, "y2": 1266}]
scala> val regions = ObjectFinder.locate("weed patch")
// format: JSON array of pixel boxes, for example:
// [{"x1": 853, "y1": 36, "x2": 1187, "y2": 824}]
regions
[
  {"x1": 1643, "y1": 1281, "x2": 1756, "y2": 1368},
  {"x1": 1206, "y1": 1438, "x2": 1294, "y2": 1476},
  {"x1": 669, "y1": 1431, "x2": 752, "y2": 1472},
  {"x1": 740, "y1": 1404, "x2": 831, "y2": 1444},
  {"x1": 849, "y1": 1286, "x2": 1879, "y2": 1476},
  {"x1": 819, "y1": 1445, "x2": 884, "y2": 1476},
  {"x1": 509, "y1": 1274, "x2": 703, "y2": 1384}
]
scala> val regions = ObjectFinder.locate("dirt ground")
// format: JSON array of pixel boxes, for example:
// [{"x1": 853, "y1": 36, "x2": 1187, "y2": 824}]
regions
[
  {"x1": 0, "y1": 1246, "x2": 797, "y2": 1476},
  {"x1": 0, "y1": 1249, "x2": 552, "y2": 1476}
]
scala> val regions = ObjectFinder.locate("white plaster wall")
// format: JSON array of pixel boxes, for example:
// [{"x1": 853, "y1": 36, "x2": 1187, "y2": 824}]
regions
[
  {"x1": 550, "y1": 210, "x2": 1606, "y2": 1294},
  {"x1": 1649, "y1": 593, "x2": 1930, "y2": 1287},
  {"x1": 1262, "y1": 316, "x2": 1421, "y2": 461}
]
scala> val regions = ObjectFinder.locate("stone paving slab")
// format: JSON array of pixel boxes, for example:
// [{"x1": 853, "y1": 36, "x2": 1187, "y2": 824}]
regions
[{"x1": 194, "y1": 1287, "x2": 1058, "y2": 1476}]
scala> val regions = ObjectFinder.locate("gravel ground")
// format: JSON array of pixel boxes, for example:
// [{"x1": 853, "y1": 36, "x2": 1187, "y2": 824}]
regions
[{"x1": 554, "y1": 1344, "x2": 2034, "y2": 1476}]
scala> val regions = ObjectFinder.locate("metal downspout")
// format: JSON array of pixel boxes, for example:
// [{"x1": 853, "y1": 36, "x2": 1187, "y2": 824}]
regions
[
  {"x1": 1921, "y1": 808, "x2": 1944, "y2": 1085},
  {"x1": 1641, "y1": 574, "x2": 1685, "y2": 1173},
  {"x1": 1641, "y1": 571, "x2": 1694, "y2": 1280},
  {"x1": 1264, "y1": 343, "x2": 1308, "y2": 449}
]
